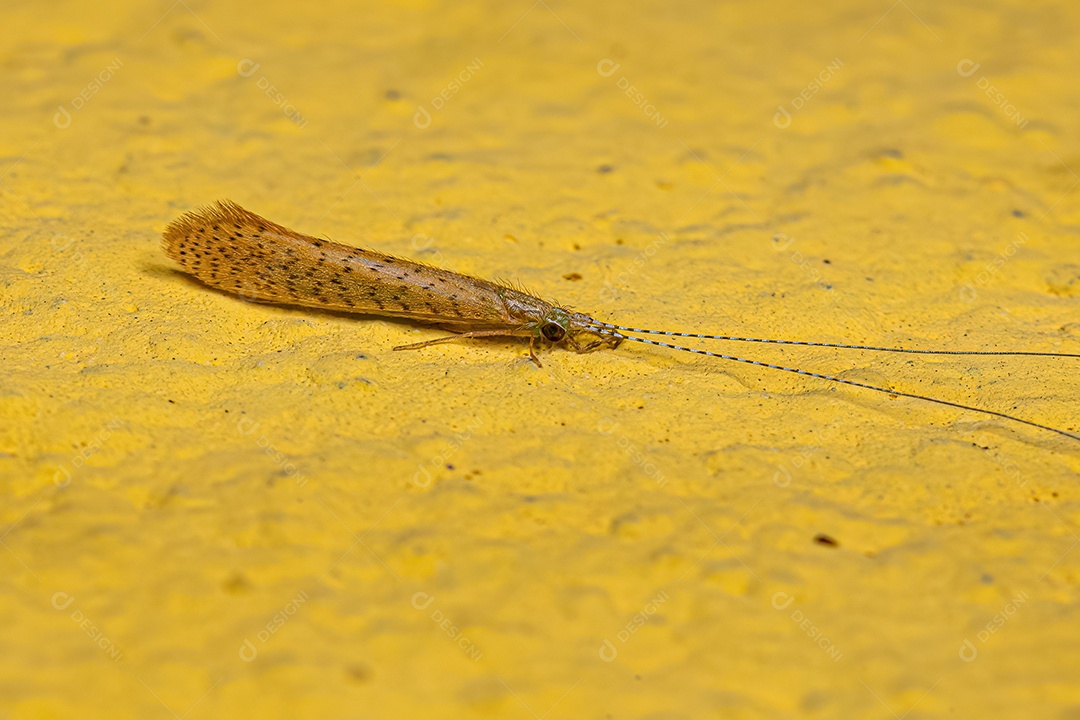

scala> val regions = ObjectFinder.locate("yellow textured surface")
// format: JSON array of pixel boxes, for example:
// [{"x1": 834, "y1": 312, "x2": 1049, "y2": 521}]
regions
[{"x1": 2, "y1": 1, "x2": 1079, "y2": 718}]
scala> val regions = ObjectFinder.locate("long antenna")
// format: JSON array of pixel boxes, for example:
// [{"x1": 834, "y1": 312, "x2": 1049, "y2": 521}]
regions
[
  {"x1": 597, "y1": 329, "x2": 1080, "y2": 443},
  {"x1": 587, "y1": 321, "x2": 1080, "y2": 358}
]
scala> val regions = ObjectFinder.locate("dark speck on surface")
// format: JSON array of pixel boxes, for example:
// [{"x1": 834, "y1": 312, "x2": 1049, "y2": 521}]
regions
[
  {"x1": 597, "y1": 164, "x2": 613, "y2": 173},
  {"x1": 345, "y1": 663, "x2": 372, "y2": 683},
  {"x1": 814, "y1": 533, "x2": 839, "y2": 547}
]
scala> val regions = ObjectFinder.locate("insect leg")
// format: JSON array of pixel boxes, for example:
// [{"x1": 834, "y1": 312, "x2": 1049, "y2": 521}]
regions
[
  {"x1": 528, "y1": 335, "x2": 542, "y2": 367},
  {"x1": 394, "y1": 329, "x2": 533, "y2": 358},
  {"x1": 572, "y1": 335, "x2": 624, "y2": 353}
]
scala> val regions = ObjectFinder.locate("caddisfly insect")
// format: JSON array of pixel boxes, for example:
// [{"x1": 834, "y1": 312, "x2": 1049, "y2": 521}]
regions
[{"x1": 161, "y1": 201, "x2": 1079, "y2": 441}]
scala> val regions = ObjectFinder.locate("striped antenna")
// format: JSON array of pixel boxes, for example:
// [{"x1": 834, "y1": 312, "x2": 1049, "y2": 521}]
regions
[
  {"x1": 587, "y1": 321, "x2": 1080, "y2": 358},
  {"x1": 596, "y1": 329, "x2": 1080, "y2": 443}
]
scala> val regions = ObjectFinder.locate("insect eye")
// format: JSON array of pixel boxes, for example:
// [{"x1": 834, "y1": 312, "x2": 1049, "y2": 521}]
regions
[{"x1": 541, "y1": 323, "x2": 566, "y2": 342}]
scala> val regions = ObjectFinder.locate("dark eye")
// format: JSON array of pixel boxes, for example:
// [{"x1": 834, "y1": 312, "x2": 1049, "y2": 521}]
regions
[{"x1": 541, "y1": 323, "x2": 566, "y2": 342}]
